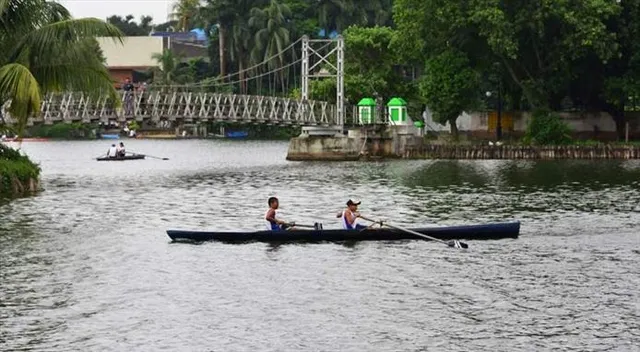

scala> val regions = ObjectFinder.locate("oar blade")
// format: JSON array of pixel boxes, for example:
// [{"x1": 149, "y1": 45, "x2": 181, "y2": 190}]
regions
[{"x1": 447, "y1": 240, "x2": 468, "y2": 249}]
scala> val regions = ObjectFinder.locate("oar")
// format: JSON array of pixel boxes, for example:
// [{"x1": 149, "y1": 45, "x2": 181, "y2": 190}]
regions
[
  {"x1": 285, "y1": 222, "x2": 323, "y2": 230},
  {"x1": 128, "y1": 151, "x2": 169, "y2": 160},
  {"x1": 360, "y1": 221, "x2": 381, "y2": 232},
  {"x1": 359, "y1": 216, "x2": 468, "y2": 249}
]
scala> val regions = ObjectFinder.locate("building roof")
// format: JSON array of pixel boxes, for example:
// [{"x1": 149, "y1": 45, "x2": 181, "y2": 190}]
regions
[
  {"x1": 387, "y1": 97, "x2": 407, "y2": 107},
  {"x1": 357, "y1": 97, "x2": 376, "y2": 106}
]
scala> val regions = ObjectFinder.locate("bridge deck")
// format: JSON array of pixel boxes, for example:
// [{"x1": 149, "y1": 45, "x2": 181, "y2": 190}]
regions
[{"x1": 3, "y1": 91, "x2": 339, "y2": 126}]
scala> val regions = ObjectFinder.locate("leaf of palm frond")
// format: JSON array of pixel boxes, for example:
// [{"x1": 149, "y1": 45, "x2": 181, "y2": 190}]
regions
[
  {"x1": 0, "y1": 63, "x2": 41, "y2": 120},
  {"x1": 30, "y1": 64, "x2": 114, "y2": 95},
  {"x1": 9, "y1": 18, "x2": 123, "y2": 63},
  {"x1": 22, "y1": 35, "x2": 117, "y2": 103}
]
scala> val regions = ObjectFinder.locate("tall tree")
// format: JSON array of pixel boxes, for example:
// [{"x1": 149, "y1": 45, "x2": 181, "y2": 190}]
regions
[
  {"x1": 0, "y1": 0, "x2": 122, "y2": 134},
  {"x1": 200, "y1": 0, "x2": 250, "y2": 79},
  {"x1": 249, "y1": 0, "x2": 292, "y2": 92},
  {"x1": 152, "y1": 49, "x2": 179, "y2": 84},
  {"x1": 170, "y1": 0, "x2": 201, "y2": 31},
  {"x1": 393, "y1": 0, "x2": 620, "y2": 132},
  {"x1": 351, "y1": 0, "x2": 393, "y2": 27},
  {"x1": 315, "y1": 0, "x2": 350, "y2": 35},
  {"x1": 599, "y1": 0, "x2": 640, "y2": 138},
  {"x1": 419, "y1": 49, "x2": 480, "y2": 139}
]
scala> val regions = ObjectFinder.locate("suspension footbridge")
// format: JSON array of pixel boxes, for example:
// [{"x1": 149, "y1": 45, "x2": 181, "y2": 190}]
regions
[{"x1": 2, "y1": 36, "x2": 348, "y2": 127}]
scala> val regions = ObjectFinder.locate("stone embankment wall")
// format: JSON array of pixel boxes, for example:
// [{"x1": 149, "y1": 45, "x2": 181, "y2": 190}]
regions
[
  {"x1": 286, "y1": 136, "x2": 361, "y2": 161},
  {"x1": 287, "y1": 132, "x2": 640, "y2": 161},
  {"x1": 405, "y1": 145, "x2": 640, "y2": 159}
]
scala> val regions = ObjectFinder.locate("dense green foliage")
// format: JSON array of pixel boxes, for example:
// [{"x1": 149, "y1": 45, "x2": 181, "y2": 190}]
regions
[
  {"x1": 309, "y1": 26, "x2": 413, "y2": 102},
  {"x1": 27, "y1": 123, "x2": 98, "y2": 139},
  {"x1": 419, "y1": 50, "x2": 480, "y2": 139},
  {"x1": 107, "y1": 0, "x2": 640, "y2": 141},
  {"x1": 210, "y1": 122, "x2": 299, "y2": 139},
  {"x1": 0, "y1": 144, "x2": 40, "y2": 196},
  {"x1": 392, "y1": 0, "x2": 640, "y2": 139},
  {"x1": 523, "y1": 110, "x2": 572, "y2": 146},
  {"x1": 106, "y1": 15, "x2": 153, "y2": 35}
]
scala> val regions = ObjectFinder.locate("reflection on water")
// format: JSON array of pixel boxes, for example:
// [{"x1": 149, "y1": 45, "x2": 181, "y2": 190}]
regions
[{"x1": 1, "y1": 140, "x2": 639, "y2": 351}]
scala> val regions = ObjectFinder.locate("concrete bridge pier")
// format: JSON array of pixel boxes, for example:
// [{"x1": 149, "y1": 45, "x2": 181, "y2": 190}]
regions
[{"x1": 286, "y1": 125, "x2": 424, "y2": 161}]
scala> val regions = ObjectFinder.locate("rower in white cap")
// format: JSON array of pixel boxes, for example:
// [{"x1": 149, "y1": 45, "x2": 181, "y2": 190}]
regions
[{"x1": 336, "y1": 199, "x2": 367, "y2": 230}]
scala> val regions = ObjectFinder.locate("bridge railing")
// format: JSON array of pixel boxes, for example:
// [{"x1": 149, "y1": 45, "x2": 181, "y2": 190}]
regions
[{"x1": 3, "y1": 91, "x2": 339, "y2": 126}]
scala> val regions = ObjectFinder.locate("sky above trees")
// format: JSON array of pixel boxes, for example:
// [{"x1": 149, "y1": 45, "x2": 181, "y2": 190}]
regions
[{"x1": 58, "y1": 0, "x2": 172, "y2": 22}]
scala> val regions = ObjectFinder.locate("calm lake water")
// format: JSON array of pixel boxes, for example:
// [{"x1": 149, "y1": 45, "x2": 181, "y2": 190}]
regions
[{"x1": 1, "y1": 140, "x2": 639, "y2": 351}]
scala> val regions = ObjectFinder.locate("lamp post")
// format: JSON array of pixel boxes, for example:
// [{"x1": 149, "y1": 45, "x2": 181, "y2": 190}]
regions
[{"x1": 485, "y1": 82, "x2": 503, "y2": 141}]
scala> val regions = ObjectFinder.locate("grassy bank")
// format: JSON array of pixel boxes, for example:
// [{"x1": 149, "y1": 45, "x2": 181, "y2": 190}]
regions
[{"x1": 0, "y1": 144, "x2": 41, "y2": 196}]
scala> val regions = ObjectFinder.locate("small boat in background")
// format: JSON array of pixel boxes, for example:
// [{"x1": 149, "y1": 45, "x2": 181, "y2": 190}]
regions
[
  {"x1": 96, "y1": 154, "x2": 145, "y2": 161},
  {"x1": 211, "y1": 127, "x2": 249, "y2": 139},
  {"x1": 100, "y1": 134, "x2": 120, "y2": 140},
  {"x1": 225, "y1": 130, "x2": 249, "y2": 139}
]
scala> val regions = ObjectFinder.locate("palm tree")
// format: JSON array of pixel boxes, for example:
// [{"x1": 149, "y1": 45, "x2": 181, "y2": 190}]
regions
[
  {"x1": 351, "y1": 0, "x2": 392, "y2": 27},
  {"x1": 0, "y1": 0, "x2": 122, "y2": 135},
  {"x1": 201, "y1": 0, "x2": 240, "y2": 79},
  {"x1": 151, "y1": 49, "x2": 192, "y2": 85},
  {"x1": 249, "y1": 0, "x2": 291, "y2": 93},
  {"x1": 152, "y1": 50, "x2": 180, "y2": 84},
  {"x1": 315, "y1": 0, "x2": 351, "y2": 35},
  {"x1": 170, "y1": 0, "x2": 201, "y2": 32}
]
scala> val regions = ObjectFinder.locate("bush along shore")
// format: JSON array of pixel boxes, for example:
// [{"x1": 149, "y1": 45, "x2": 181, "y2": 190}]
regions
[
  {"x1": 26, "y1": 123, "x2": 98, "y2": 140},
  {"x1": 0, "y1": 144, "x2": 40, "y2": 196}
]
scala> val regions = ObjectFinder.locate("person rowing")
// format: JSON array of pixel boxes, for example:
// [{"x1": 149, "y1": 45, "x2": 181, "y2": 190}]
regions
[
  {"x1": 265, "y1": 197, "x2": 293, "y2": 231},
  {"x1": 337, "y1": 199, "x2": 367, "y2": 230},
  {"x1": 116, "y1": 142, "x2": 126, "y2": 157},
  {"x1": 106, "y1": 144, "x2": 118, "y2": 158}
]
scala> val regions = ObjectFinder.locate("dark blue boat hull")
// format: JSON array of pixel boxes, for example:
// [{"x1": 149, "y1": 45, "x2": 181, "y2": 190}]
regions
[{"x1": 166, "y1": 222, "x2": 520, "y2": 243}]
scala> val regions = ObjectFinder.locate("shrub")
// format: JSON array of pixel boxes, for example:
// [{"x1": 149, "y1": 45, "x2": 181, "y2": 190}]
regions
[
  {"x1": 27, "y1": 123, "x2": 97, "y2": 139},
  {"x1": 524, "y1": 110, "x2": 572, "y2": 145},
  {"x1": 0, "y1": 144, "x2": 40, "y2": 195}
]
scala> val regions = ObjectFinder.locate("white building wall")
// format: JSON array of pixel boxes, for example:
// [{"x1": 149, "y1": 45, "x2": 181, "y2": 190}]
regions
[
  {"x1": 97, "y1": 36, "x2": 164, "y2": 67},
  {"x1": 423, "y1": 108, "x2": 628, "y2": 133}
]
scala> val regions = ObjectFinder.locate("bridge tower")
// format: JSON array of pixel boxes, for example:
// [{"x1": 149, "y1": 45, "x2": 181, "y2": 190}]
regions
[{"x1": 301, "y1": 35, "x2": 345, "y2": 127}]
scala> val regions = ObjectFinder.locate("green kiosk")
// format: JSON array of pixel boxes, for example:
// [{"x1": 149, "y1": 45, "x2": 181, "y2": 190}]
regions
[
  {"x1": 357, "y1": 97, "x2": 376, "y2": 124},
  {"x1": 387, "y1": 97, "x2": 409, "y2": 125}
]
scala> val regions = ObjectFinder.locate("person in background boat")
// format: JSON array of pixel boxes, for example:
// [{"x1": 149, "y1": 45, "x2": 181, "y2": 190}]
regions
[
  {"x1": 337, "y1": 199, "x2": 367, "y2": 230},
  {"x1": 265, "y1": 197, "x2": 291, "y2": 231},
  {"x1": 116, "y1": 142, "x2": 126, "y2": 157},
  {"x1": 107, "y1": 144, "x2": 118, "y2": 158}
]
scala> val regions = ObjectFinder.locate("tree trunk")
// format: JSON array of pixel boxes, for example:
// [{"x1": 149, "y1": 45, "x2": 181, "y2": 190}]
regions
[
  {"x1": 449, "y1": 118, "x2": 459, "y2": 141},
  {"x1": 239, "y1": 58, "x2": 246, "y2": 94},
  {"x1": 603, "y1": 99, "x2": 625, "y2": 140},
  {"x1": 280, "y1": 66, "x2": 286, "y2": 95},
  {"x1": 218, "y1": 24, "x2": 226, "y2": 80}
]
